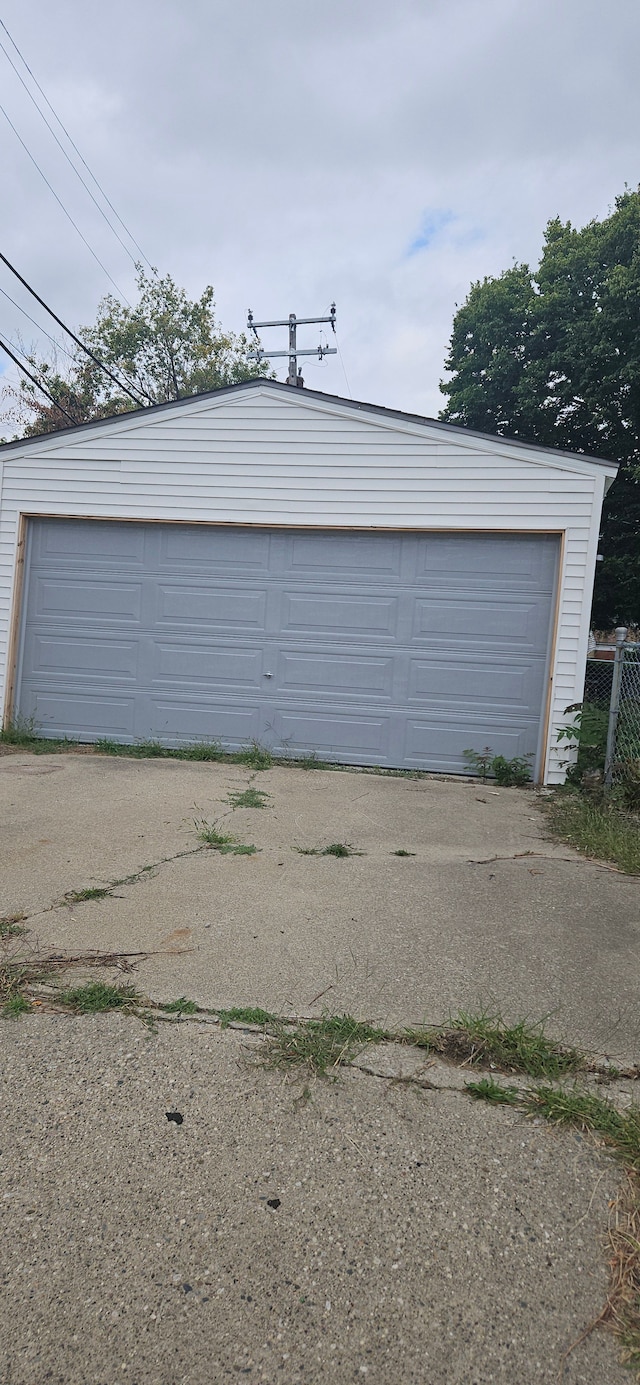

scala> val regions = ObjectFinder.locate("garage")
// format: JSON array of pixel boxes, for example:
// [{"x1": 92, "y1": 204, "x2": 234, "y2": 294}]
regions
[
  {"x1": 0, "y1": 379, "x2": 617, "y2": 780},
  {"x1": 15, "y1": 518, "x2": 559, "y2": 774}
]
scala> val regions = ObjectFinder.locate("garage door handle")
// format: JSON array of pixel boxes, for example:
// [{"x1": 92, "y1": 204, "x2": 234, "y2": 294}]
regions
[{"x1": 264, "y1": 671, "x2": 273, "y2": 677}]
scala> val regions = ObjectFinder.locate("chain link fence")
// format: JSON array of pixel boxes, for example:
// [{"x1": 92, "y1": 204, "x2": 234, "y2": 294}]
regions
[
  {"x1": 566, "y1": 632, "x2": 640, "y2": 797},
  {"x1": 610, "y1": 643, "x2": 640, "y2": 785}
]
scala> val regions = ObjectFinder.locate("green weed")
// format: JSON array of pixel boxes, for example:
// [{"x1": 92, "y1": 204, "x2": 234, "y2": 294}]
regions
[
  {"x1": 2, "y1": 992, "x2": 32, "y2": 1018},
  {"x1": 216, "y1": 1006, "x2": 278, "y2": 1029},
  {"x1": 464, "y1": 747, "x2": 533, "y2": 787},
  {"x1": 392, "y1": 849, "x2": 416, "y2": 857},
  {"x1": 0, "y1": 716, "x2": 40, "y2": 745},
  {"x1": 227, "y1": 787, "x2": 271, "y2": 809},
  {"x1": 161, "y1": 997, "x2": 199, "y2": 1016},
  {"x1": 465, "y1": 1076, "x2": 521, "y2": 1104},
  {"x1": 259, "y1": 1013, "x2": 389, "y2": 1075},
  {"x1": 193, "y1": 819, "x2": 258, "y2": 855},
  {"x1": 406, "y1": 1011, "x2": 583, "y2": 1079},
  {"x1": 233, "y1": 741, "x2": 273, "y2": 771},
  {"x1": 545, "y1": 793, "x2": 640, "y2": 875},
  {"x1": 63, "y1": 886, "x2": 113, "y2": 904},
  {"x1": 57, "y1": 982, "x2": 142, "y2": 1014},
  {"x1": 295, "y1": 842, "x2": 364, "y2": 858},
  {"x1": 0, "y1": 913, "x2": 27, "y2": 939}
]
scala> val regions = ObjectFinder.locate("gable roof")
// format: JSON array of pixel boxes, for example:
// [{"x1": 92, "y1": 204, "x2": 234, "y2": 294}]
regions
[{"x1": 0, "y1": 376, "x2": 618, "y2": 473}]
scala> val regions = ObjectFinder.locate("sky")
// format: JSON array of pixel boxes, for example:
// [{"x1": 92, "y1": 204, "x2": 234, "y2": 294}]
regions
[{"x1": 1, "y1": 0, "x2": 639, "y2": 425}]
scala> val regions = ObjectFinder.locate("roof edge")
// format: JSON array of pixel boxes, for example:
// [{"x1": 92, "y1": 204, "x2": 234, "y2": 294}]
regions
[{"x1": 0, "y1": 376, "x2": 619, "y2": 471}]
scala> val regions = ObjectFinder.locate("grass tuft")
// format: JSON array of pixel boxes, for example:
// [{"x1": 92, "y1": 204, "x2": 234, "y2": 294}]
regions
[
  {"x1": 63, "y1": 886, "x2": 113, "y2": 903},
  {"x1": 2, "y1": 992, "x2": 32, "y2": 1017},
  {"x1": 0, "y1": 912, "x2": 28, "y2": 939},
  {"x1": 161, "y1": 996, "x2": 199, "y2": 1016},
  {"x1": 216, "y1": 1006, "x2": 278, "y2": 1029},
  {"x1": 193, "y1": 819, "x2": 258, "y2": 855},
  {"x1": 466, "y1": 1076, "x2": 521, "y2": 1104},
  {"x1": 232, "y1": 741, "x2": 273, "y2": 771},
  {"x1": 545, "y1": 793, "x2": 640, "y2": 875},
  {"x1": 406, "y1": 1011, "x2": 583, "y2": 1079},
  {"x1": 57, "y1": 981, "x2": 142, "y2": 1014},
  {"x1": 259, "y1": 1013, "x2": 389, "y2": 1075},
  {"x1": 295, "y1": 842, "x2": 364, "y2": 858},
  {"x1": 227, "y1": 787, "x2": 271, "y2": 809},
  {"x1": 392, "y1": 849, "x2": 416, "y2": 857}
]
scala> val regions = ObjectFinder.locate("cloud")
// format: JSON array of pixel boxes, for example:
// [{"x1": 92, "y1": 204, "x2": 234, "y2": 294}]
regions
[{"x1": 0, "y1": 0, "x2": 639, "y2": 422}]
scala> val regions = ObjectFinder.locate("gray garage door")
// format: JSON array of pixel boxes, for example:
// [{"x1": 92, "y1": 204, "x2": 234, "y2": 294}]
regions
[{"x1": 15, "y1": 519, "x2": 559, "y2": 774}]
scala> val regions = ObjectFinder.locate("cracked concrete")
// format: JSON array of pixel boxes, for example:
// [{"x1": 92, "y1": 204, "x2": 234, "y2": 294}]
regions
[
  {"x1": 1, "y1": 753, "x2": 639, "y2": 1061},
  {"x1": 0, "y1": 1014, "x2": 632, "y2": 1385},
  {"x1": 2, "y1": 752, "x2": 639, "y2": 1383}
]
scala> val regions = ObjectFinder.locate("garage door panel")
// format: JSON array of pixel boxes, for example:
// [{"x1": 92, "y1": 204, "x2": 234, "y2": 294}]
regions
[
  {"x1": 407, "y1": 657, "x2": 546, "y2": 711},
  {"x1": 31, "y1": 518, "x2": 147, "y2": 567},
  {"x1": 276, "y1": 650, "x2": 394, "y2": 701},
  {"x1": 30, "y1": 576, "x2": 143, "y2": 625},
  {"x1": 281, "y1": 531, "x2": 404, "y2": 581},
  {"x1": 271, "y1": 707, "x2": 391, "y2": 760},
  {"x1": 145, "y1": 697, "x2": 262, "y2": 744},
  {"x1": 154, "y1": 583, "x2": 268, "y2": 633},
  {"x1": 403, "y1": 716, "x2": 535, "y2": 772},
  {"x1": 278, "y1": 591, "x2": 399, "y2": 642},
  {"x1": 24, "y1": 633, "x2": 139, "y2": 683},
  {"x1": 152, "y1": 642, "x2": 263, "y2": 690},
  {"x1": 409, "y1": 595, "x2": 551, "y2": 651},
  {"x1": 158, "y1": 525, "x2": 271, "y2": 573},
  {"x1": 415, "y1": 534, "x2": 557, "y2": 590},
  {"x1": 21, "y1": 690, "x2": 136, "y2": 739}
]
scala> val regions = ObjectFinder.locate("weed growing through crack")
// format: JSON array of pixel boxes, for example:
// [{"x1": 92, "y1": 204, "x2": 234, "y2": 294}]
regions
[
  {"x1": 227, "y1": 788, "x2": 271, "y2": 809},
  {"x1": 161, "y1": 997, "x2": 199, "y2": 1016},
  {"x1": 57, "y1": 981, "x2": 142, "y2": 1014},
  {"x1": 392, "y1": 849, "x2": 416, "y2": 857},
  {"x1": 0, "y1": 913, "x2": 27, "y2": 939},
  {"x1": 406, "y1": 1011, "x2": 584, "y2": 1079},
  {"x1": 3, "y1": 992, "x2": 32, "y2": 1017},
  {"x1": 63, "y1": 886, "x2": 114, "y2": 904},
  {"x1": 233, "y1": 741, "x2": 273, "y2": 771},
  {"x1": 294, "y1": 842, "x2": 364, "y2": 858},
  {"x1": 216, "y1": 1006, "x2": 278, "y2": 1029},
  {"x1": 259, "y1": 1013, "x2": 389, "y2": 1076},
  {"x1": 193, "y1": 819, "x2": 258, "y2": 855}
]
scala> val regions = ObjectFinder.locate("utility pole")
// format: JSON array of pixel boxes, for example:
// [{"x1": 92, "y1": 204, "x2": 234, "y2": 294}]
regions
[{"x1": 247, "y1": 304, "x2": 337, "y2": 386}]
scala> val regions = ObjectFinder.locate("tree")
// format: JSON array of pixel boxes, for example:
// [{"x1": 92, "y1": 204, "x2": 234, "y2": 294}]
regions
[
  {"x1": 3, "y1": 268, "x2": 270, "y2": 438},
  {"x1": 439, "y1": 190, "x2": 640, "y2": 627}
]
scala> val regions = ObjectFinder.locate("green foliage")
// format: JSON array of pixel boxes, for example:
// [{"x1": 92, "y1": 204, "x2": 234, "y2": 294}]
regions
[
  {"x1": 216, "y1": 1006, "x2": 277, "y2": 1029},
  {"x1": 556, "y1": 701, "x2": 609, "y2": 782},
  {"x1": 408, "y1": 1011, "x2": 582, "y2": 1078},
  {"x1": 226, "y1": 788, "x2": 271, "y2": 809},
  {"x1": 616, "y1": 760, "x2": 640, "y2": 813},
  {"x1": 5, "y1": 267, "x2": 271, "y2": 437},
  {"x1": 193, "y1": 818, "x2": 258, "y2": 855},
  {"x1": 2, "y1": 993, "x2": 32, "y2": 1018},
  {"x1": 546, "y1": 792, "x2": 640, "y2": 873},
  {"x1": 294, "y1": 842, "x2": 365, "y2": 857},
  {"x1": 440, "y1": 189, "x2": 640, "y2": 626},
  {"x1": 57, "y1": 982, "x2": 141, "y2": 1013},
  {"x1": 259, "y1": 1013, "x2": 389, "y2": 1075},
  {"x1": 161, "y1": 997, "x2": 199, "y2": 1015},
  {"x1": 392, "y1": 849, "x2": 416, "y2": 856},
  {"x1": 233, "y1": 741, "x2": 273, "y2": 771},
  {"x1": 463, "y1": 747, "x2": 532, "y2": 786},
  {"x1": 0, "y1": 913, "x2": 27, "y2": 939}
]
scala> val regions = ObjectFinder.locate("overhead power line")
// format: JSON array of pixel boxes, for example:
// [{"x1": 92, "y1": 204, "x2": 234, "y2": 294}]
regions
[
  {"x1": 0, "y1": 333, "x2": 76, "y2": 425},
  {"x1": 0, "y1": 100, "x2": 131, "y2": 303},
  {"x1": 0, "y1": 249, "x2": 148, "y2": 408},
  {"x1": 0, "y1": 283, "x2": 76, "y2": 361},
  {"x1": 0, "y1": 23, "x2": 154, "y2": 275}
]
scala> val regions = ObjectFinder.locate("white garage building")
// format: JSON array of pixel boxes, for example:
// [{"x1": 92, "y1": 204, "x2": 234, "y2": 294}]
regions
[{"x1": 0, "y1": 379, "x2": 617, "y2": 782}]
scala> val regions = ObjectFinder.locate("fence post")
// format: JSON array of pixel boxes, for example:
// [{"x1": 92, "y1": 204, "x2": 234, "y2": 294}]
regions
[{"x1": 604, "y1": 626, "x2": 628, "y2": 787}]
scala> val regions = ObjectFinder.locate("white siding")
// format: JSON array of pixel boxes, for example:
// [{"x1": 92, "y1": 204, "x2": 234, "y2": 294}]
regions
[{"x1": 0, "y1": 384, "x2": 615, "y2": 782}]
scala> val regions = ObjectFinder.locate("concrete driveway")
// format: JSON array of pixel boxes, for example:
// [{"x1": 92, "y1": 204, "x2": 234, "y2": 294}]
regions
[
  {"x1": 1, "y1": 752, "x2": 639, "y2": 1384},
  {"x1": 1, "y1": 752, "x2": 639, "y2": 1057}
]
